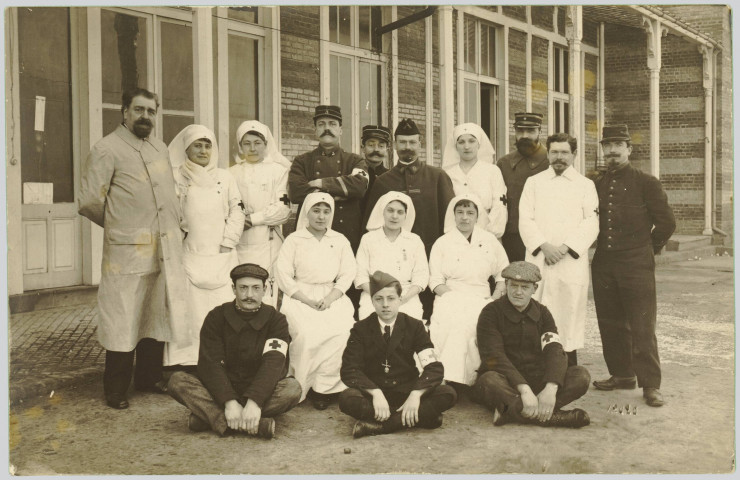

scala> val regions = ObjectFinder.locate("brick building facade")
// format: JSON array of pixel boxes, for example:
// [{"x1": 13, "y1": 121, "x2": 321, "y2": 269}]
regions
[{"x1": 4, "y1": 5, "x2": 732, "y2": 294}]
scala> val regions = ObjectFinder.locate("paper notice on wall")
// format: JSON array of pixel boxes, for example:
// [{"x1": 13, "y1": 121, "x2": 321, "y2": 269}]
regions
[
  {"x1": 23, "y1": 182, "x2": 53, "y2": 204},
  {"x1": 34, "y1": 96, "x2": 46, "y2": 132}
]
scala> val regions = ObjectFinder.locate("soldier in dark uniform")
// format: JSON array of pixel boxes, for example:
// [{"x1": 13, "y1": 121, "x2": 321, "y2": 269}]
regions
[
  {"x1": 497, "y1": 112, "x2": 549, "y2": 262},
  {"x1": 339, "y1": 271, "x2": 457, "y2": 438},
  {"x1": 472, "y1": 261, "x2": 591, "y2": 428},
  {"x1": 288, "y1": 105, "x2": 369, "y2": 252},
  {"x1": 363, "y1": 119, "x2": 455, "y2": 319},
  {"x1": 359, "y1": 124, "x2": 391, "y2": 217},
  {"x1": 167, "y1": 264, "x2": 302, "y2": 438},
  {"x1": 591, "y1": 124, "x2": 676, "y2": 408}
]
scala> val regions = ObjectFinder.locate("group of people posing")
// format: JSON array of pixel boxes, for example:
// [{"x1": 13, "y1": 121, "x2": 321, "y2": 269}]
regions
[{"x1": 78, "y1": 88, "x2": 676, "y2": 440}]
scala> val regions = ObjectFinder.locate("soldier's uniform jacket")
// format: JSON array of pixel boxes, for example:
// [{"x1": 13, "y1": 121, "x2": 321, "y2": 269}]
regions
[
  {"x1": 496, "y1": 144, "x2": 549, "y2": 235},
  {"x1": 361, "y1": 162, "x2": 389, "y2": 217},
  {"x1": 363, "y1": 160, "x2": 455, "y2": 256},
  {"x1": 341, "y1": 313, "x2": 443, "y2": 395},
  {"x1": 288, "y1": 146, "x2": 368, "y2": 250},
  {"x1": 197, "y1": 301, "x2": 291, "y2": 409},
  {"x1": 593, "y1": 163, "x2": 675, "y2": 252},
  {"x1": 477, "y1": 296, "x2": 567, "y2": 388}
]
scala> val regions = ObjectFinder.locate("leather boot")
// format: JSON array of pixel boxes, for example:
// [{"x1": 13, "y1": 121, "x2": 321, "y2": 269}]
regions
[
  {"x1": 643, "y1": 388, "x2": 665, "y2": 407},
  {"x1": 541, "y1": 409, "x2": 590, "y2": 428},
  {"x1": 352, "y1": 420, "x2": 385, "y2": 438},
  {"x1": 593, "y1": 376, "x2": 636, "y2": 391},
  {"x1": 188, "y1": 413, "x2": 210, "y2": 433},
  {"x1": 257, "y1": 418, "x2": 276, "y2": 439}
]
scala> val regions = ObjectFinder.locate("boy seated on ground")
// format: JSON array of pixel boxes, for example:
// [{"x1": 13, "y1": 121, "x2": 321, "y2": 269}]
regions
[
  {"x1": 339, "y1": 271, "x2": 457, "y2": 438},
  {"x1": 167, "y1": 263, "x2": 301, "y2": 439},
  {"x1": 471, "y1": 261, "x2": 591, "y2": 428}
]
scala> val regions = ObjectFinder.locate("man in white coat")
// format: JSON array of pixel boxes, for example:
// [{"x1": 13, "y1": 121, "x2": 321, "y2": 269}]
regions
[
  {"x1": 78, "y1": 88, "x2": 188, "y2": 410},
  {"x1": 519, "y1": 133, "x2": 599, "y2": 366}
]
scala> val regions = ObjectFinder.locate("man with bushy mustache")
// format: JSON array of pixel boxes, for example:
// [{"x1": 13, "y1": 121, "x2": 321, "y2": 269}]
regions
[
  {"x1": 288, "y1": 105, "x2": 368, "y2": 252},
  {"x1": 497, "y1": 112, "x2": 549, "y2": 262}
]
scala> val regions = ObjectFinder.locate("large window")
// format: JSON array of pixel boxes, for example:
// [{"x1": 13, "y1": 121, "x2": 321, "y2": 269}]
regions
[
  {"x1": 323, "y1": 6, "x2": 388, "y2": 152},
  {"x1": 553, "y1": 45, "x2": 570, "y2": 134},
  {"x1": 459, "y1": 14, "x2": 502, "y2": 156}
]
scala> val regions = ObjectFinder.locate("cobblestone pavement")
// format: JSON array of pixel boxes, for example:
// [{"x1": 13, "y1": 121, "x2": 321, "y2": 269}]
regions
[{"x1": 9, "y1": 303, "x2": 104, "y2": 404}]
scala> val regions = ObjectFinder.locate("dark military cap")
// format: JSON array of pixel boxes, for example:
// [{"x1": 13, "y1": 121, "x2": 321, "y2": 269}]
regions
[
  {"x1": 514, "y1": 112, "x2": 543, "y2": 128},
  {"x1": 501, "y1": 261, "x2": 542, "y2": 283},
  {"x1": 362, "y1": 125, "x2": 392, "y2": 144},
  {"x1": 369, "y1": 270, "x2": 400, "y2": 296},
  {"x1": 394, "y1": 118, "x2": 420, "y2": 136},
  {"x1": 313, "y1": 105, "x2": 342, "y2": 124},
  {"x1": 230, "y1": 263, "x2": 269, "y2": 282},
  {"x1": 600, "y1": 124, "x2": 631, "y2": 143}
]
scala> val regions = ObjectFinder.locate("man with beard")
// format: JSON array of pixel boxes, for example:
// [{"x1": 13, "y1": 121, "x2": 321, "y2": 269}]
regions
[
  {"x1": 359, "y1": 125, "x2": 391, "y2": 217},
  {"x1": 168, "y1": 263, "x2": 301, "y2": 438},
  {"x1": 497, "y1": 113, "x2": 549, "y2": 262},
  {"x1": 362, "y1": 119, "x2": 455, "y2": 319},
  {"x1": 79, "y1": 88, "x2": 188, "y2": 410},
  {"x1": 288, "y1": 105, "x2": 368, "y2": 252},
  {"x1": 591, "y1": 125, "x2": 675, "y2": 407}
]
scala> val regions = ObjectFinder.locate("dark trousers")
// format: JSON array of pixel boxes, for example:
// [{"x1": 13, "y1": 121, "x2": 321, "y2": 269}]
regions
[
  {"x1": 592, "y1": 245, "x2": 661, "y2": 388},
  {"x1": 339, "y1": 385, "x2": 457, "y2": 432},
  {"x1": 501, "y1": 232, "x2": 526, "y2": 262},
  {"x1": 472, "y1": 367, "x2": 590, "y2": 418},
  {"x1": 420, "y1": 287, "x2": 435, "y2": 321},
  {"x1": 103, "y1": 338, "x2": 164, "y2": 397},
  {"x1": 168, "y1": 372, "x2": 302, "y2": 435}
]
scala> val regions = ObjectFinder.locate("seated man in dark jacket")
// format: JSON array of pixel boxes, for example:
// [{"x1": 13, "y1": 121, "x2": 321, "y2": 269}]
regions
[
  {"x1": 472, "y1": 261, "x2": 591, "y2": 428},
  {"x1": 339, "y1": 271, "x2": 457, "y2": 438},
  {"x1": 168, "y1": 263, "x2": 301, "y2": 439}
]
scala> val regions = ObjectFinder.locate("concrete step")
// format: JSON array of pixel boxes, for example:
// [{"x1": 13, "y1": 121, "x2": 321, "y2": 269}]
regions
[
  {"x1": 9, "y1": 285, "x2": 98, "y2": 314},
  {"x1": 665, "y1": 234, "x2": 712, "y2": 252}
]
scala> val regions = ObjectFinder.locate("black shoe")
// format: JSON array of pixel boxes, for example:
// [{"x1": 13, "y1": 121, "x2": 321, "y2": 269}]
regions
[
  {"x1": 542, "y1": 409, "x2": 590, "y2": 428},
  {"x1": 593, "y1": 376, "x2": 636, "y2": 391},
  {"x1": 257, "y1": 418, "x2": 276, "y2": 439},
  {"x1": 643, "y1": 388, "x2": 665, "y2": 407},
  {"x1": 309, "y1": 391, "x2": 334, "y2": 410},
  {"x1": 352, "y1": 420, "x2": 385, "y2": 438},
  {"x1": 136, "y1": 379, "x2": 169, "y2": 394},
  {"x1": 188, "y1": 413, "x2": 210, "y2": 432},
  {"x1": 105, "y1": 393, "x2": 129, "y2": 410}
]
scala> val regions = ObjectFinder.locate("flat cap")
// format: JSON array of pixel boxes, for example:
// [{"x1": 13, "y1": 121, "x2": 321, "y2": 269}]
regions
[
  {"x1": 313, "y1": 105, "x2": 342, "y2": 124},
  {"x1": 230, "y1": 263, "x2": 269, "y2": 282},
  {"x1": 362, "y1": 125, "x2": 392, "y2": 144},
  {"x1": 600, "y1": 124, "x2": 631, "y2": 143},
  {"x1": 514, "y1": 112, "x2": 543, "y2": 127},
  {"x1": 394, "y1": 118, "x2": 420, "y2": 136},
  {"x1": 501, "y1": 261, "x2": 541, "y2": 283},
  {"x1": 369, "y1": 270, "x2": 400, "y2": 296}
]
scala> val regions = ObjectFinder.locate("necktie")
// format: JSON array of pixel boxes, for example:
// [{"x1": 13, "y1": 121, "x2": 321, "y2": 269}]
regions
[{"x1": 383, "y1": 325, "x2": 391, "y2": 343}]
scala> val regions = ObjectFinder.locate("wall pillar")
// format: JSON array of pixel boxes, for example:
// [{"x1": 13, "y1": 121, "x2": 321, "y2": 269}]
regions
[
  {"x1": 566, "y1": 6, "x2": 584, "y2": 172},
  {"x1": 699, "y1": 44, "x2": 715, "y2": 235},
  {"x1": 642, "y1": 16, "x2": 666, "y2": 178},
  {"x1": 438, "y1": 6, "x2": 454, "y2": 145},
  {"x1": 193, "y1": 7, "x2": 215, "y2": 131}
]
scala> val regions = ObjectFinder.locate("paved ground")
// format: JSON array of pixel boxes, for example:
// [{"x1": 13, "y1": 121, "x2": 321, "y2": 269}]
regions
[{"x1": 7, "y1": 253, "x2": 735, "y2": 474}]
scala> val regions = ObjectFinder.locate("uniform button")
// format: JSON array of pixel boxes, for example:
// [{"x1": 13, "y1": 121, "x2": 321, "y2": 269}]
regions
[
  {"x1": 392, "y1": 381, "x2": 397, "y2": 385},
  {"x1": 339, "y1": 219, "x2": 343, "y2": 223},
  {"x1": 611, "y1": 179, "x2": 616, "y2": 183},
  {"x1": 608, "y1": 236, "x2": 612, "y2": 239},
  {"x1": 608, "y1": 202, "x2": 612, "y2": 206},
  {"x1": 608, "y1": 218, "x2": 612, "y2": 222},
  {"x1": 315, "y1": 172, "x2": 320, "y2": 175},
  {"x1": 609, "y1": 194, "x2": 613, "y2": 198},
  {"x1": 608, "y1": 244, "x2": 612, "y2": 248}
]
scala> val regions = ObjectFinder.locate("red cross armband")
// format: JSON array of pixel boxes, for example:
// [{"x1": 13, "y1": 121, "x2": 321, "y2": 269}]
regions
[
  {"x1": 263, "y1": 338, "x2": 288, "y2": 356},
  {"x1": 417, "y1": 348, "x2": 438, "y2": 367},
  {"x1": 540, "y1": 332, "x2": 561, "y2": 350},
  {"x1": 352, "y1": 168, "x2": 369, "y2": 181}
]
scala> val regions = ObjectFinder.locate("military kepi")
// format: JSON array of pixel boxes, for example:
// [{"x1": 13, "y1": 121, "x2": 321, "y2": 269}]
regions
[
  {"x1": 230, "y1": 263, "x2": 269, "y2": 282},
  {"x1": 362, "y1": 125, "x2": 392, "y2": 144},
  {"x1": 369, "y1": 270, "x2": 400, "y2": 296},
  {"x1": 501, "y1": 261, "x2": 542, "y2": 283},
  {"x1": 600, "y1": 124, "x2": 631, "y2": 143},
  {"x1": 313, "y1": 105, "x2": 342, "y2": 124},
  {"x1": 394, "y1": 118, "x2": 420, "y2": 136},
  {"x1": 514, "y1": 112, "x2": 543, "y2": 127}
]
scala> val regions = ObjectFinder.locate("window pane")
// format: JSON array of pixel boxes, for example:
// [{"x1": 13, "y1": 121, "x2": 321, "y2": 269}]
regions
[
  {"x1": 563, "y1": 52, "x2": 569, "y2": 94},
  {"x1": 464, "y1": 17, "x2": 476, "y2": 73},
  {"x1": 563, "y1": 101, "x2": 570, "y2": 133},
  {"x1": 554, "y1": 48, "x2": 561, "y2": 92},
  {"x1": 101, "y1": 10, "x2": 148, "y2": 105},
  {"x1": 18, "y1": 7, "x2": 74, "y2": 203},
  {"x1": 330, "y1": 55, "x2": 353, "y2": 151},
  {"x1": 483, "y1": 25, "x2": 496, "y2": 77},
  {"x1": 163, "y1": 114, "x2": 195, "y2": 145},
  {"x1": 161, "y1": 21, "x2": 194, "y2": 112},
  {"x1": 371, "y1": 7, "x2": 382, "y2": 51},
  {"x1": 464, "y1": 81, "x2": 479, "y2": 123},
  {"x1": 103, "y1": 108, "x2": 122, "y2": 137},
  {"x1": 554, "y1": 101, "x2": 561, "y2": 132},
  {"x1": 359, "y1": 6, "x2": 371, "y2": 49},
  {"x1": 480, "y1": 83, "x2": 498, "y2": 153},
  {"x1": 338, "y1": 6, "x2": 351, "y2": 46},
  {"x1": 329, "y1": 6, "x2": 338, "y2": 43},
  {"x1": 228, "y1": 33, "x2": 259, "y2": 162},
  {"x1": 359, "y1": 61, "x2": 381, "y2": 128},
  {"x1": 227, "y1": 7, "x2": 258, "y2": 24}
]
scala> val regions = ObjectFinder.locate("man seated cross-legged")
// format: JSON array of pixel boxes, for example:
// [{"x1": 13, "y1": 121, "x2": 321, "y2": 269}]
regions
[
  {"x1": 339, "y1": 271, "x2": 457, "y2": 438},
  {"x1": 167, "y1": 263, "x2": 301, "y2": 438}
]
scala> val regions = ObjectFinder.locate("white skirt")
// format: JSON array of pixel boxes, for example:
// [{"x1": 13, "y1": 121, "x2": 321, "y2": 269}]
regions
[
  {"x1": 429, "y1": 291, "x2": 492, "y2": 385},
  {"x1": 280, "y1": 289, "x2": 355, "y2": 401}
]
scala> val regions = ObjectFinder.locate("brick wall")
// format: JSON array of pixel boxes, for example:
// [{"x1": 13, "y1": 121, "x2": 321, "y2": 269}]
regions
[
  {"x1": 583, "y1": 53, "x2": 599, "y2": 171},
  {"x1": 397, "y1": 6, "x2": 429, "y2": 162},
  {"x1": 280, "y1": 7, "x2": 321, "y2": 160},
  {"x1": 530, "y1": 35, "x2": 549, "y2": 127},
  {"x1": 531, "y1": 6, "x2": 553, "y2": 31},
  {"x1": 502, "y1": 6, "x2": 527, "y2": 22},
  {"x1": 508, "y1": 29, "x2": 527, "y2": 142}
]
